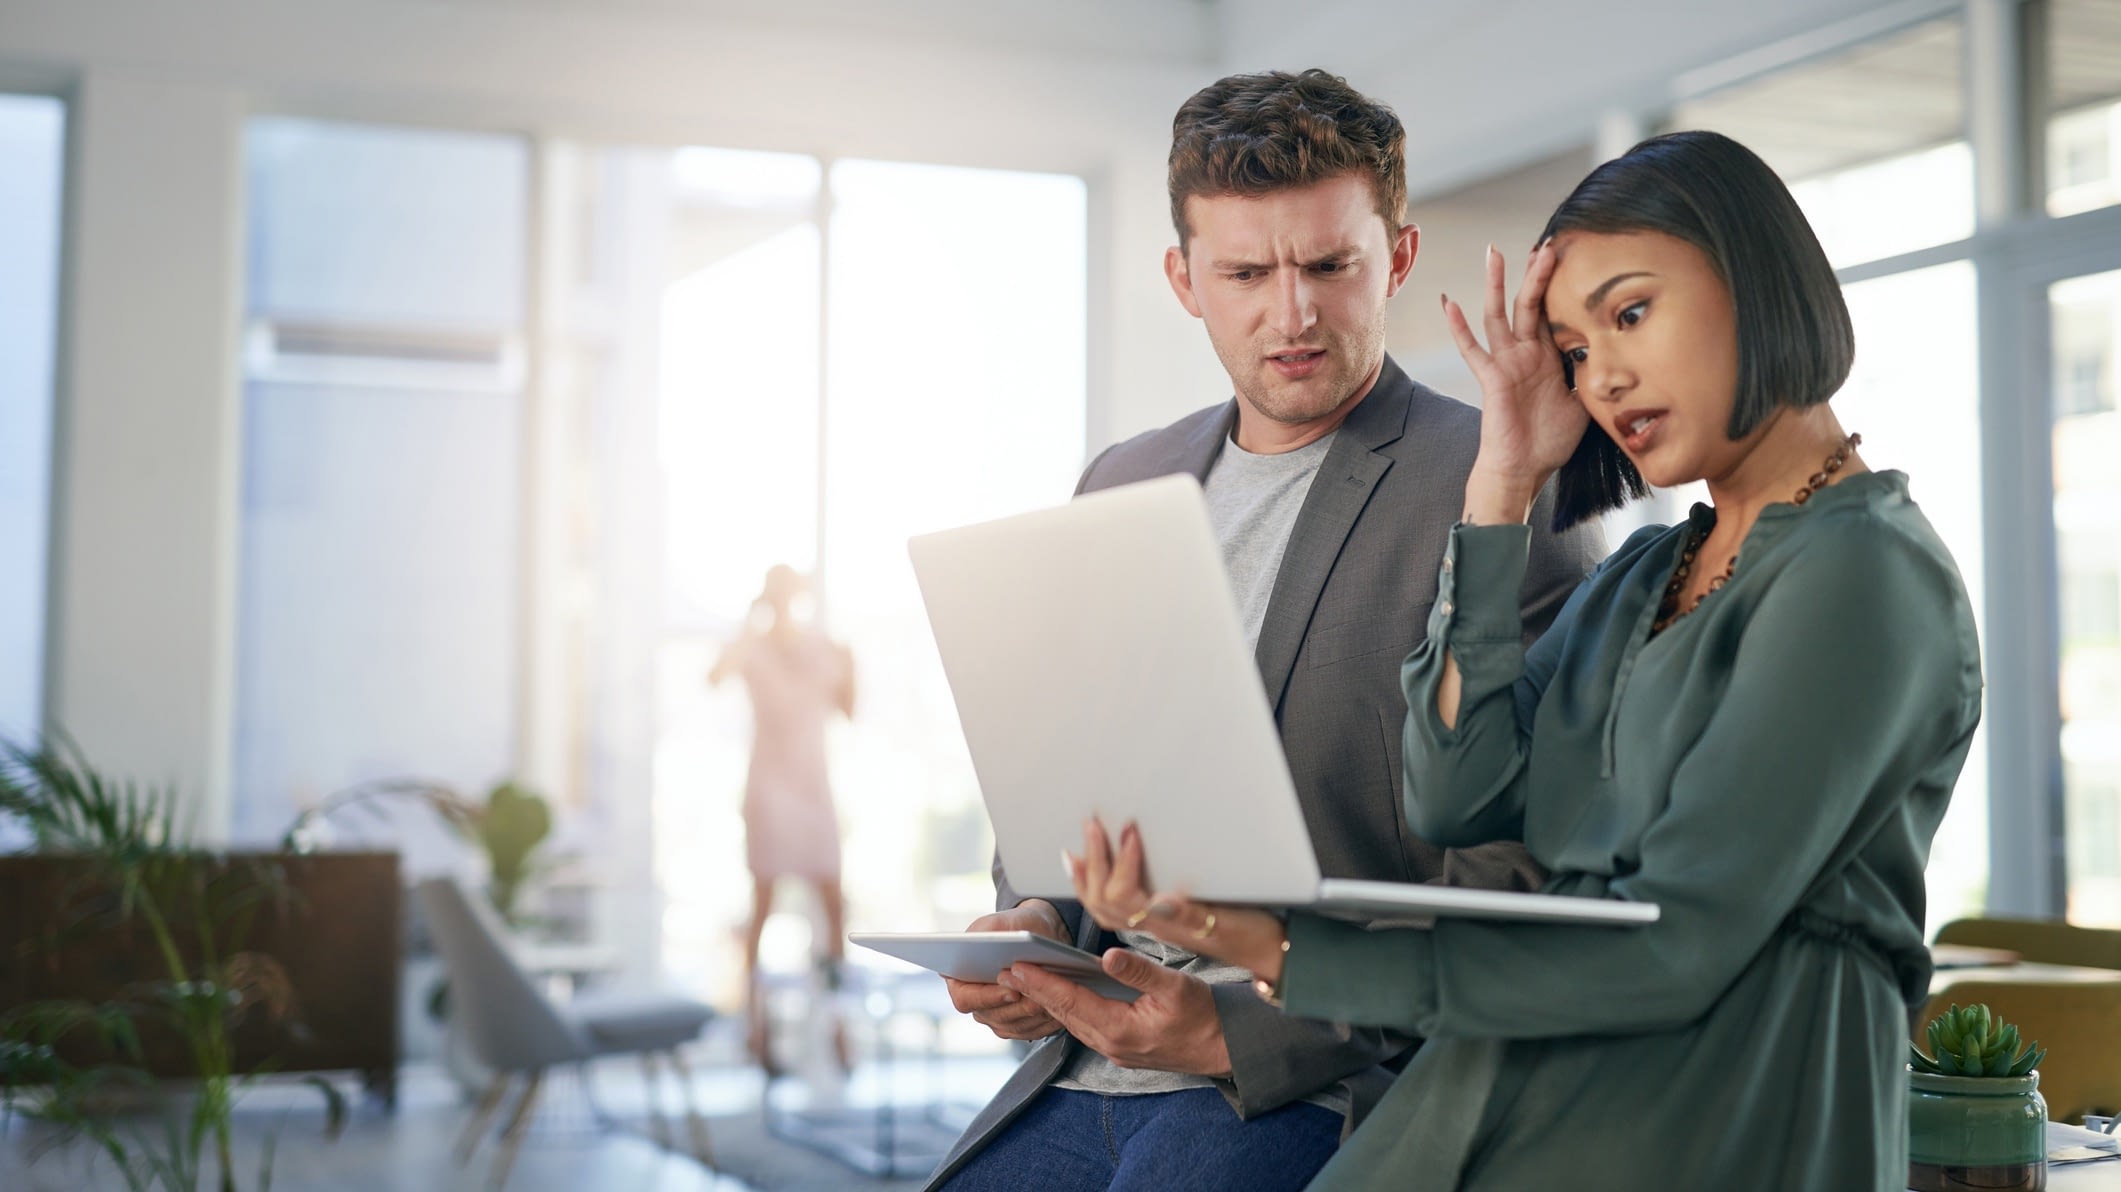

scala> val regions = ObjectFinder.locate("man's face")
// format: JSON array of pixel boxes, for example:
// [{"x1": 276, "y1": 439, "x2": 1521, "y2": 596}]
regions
[{"x1": 1166, "y1": 173, "x2": 1417, "y2": 434}]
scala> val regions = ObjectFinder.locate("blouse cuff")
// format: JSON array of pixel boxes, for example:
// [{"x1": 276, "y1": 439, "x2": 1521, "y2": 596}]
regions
[
  {"x1": 1427, "y1": 523, "x2": 1534, "y2": 646},
  {"x1": 1279, "y1": 913, "x2": 1439, "y2": 1032}
]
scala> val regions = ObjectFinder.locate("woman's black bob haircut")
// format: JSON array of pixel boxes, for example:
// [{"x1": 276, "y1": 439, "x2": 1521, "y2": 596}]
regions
[{"x1": 1537, "y1": 130, "x2": 1855, "y2": 531}]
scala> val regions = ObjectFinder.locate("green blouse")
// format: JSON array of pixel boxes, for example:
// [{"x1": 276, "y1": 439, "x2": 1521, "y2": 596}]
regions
[{"x1": 1280, "y1": 470, "x2": 1982, "y2": 1191}]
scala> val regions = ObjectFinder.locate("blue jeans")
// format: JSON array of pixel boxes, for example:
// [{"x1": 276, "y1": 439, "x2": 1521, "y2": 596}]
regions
[{"x1": 938, "y1": 1087, "x2": 1341, "y2": 1192}]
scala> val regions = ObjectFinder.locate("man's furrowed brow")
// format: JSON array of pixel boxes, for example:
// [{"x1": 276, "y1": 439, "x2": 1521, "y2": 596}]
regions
[
  {"x1": 1307, "y1": 245, "x2": 1362, "y2": 263},
  {"x1": 1207, "y1": 245, "x2": 1362, "y2": 271}
]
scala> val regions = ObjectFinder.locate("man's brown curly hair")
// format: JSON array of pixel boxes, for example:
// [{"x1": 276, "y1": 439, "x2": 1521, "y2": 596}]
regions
[{"x1": 1168, "y1": 68, "x2": 1407, "y2": 252}]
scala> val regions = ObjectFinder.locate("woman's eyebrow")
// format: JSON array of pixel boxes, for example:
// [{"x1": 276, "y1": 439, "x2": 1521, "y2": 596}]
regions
[{"x1": 1584, "y1": 271, "x2": 1655, "y2": 310}]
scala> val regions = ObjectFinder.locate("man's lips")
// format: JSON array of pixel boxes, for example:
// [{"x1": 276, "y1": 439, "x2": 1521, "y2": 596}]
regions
[{"x1": 1267, "y1": 349, "x2": 1325, "y2": 379}]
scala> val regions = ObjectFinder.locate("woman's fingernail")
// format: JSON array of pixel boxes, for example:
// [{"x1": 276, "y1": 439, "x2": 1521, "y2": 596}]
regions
[
  {"x1": 1147, "y1": 900, "x2": 1179, "y2": 920},
  {"x1": 1062, "y1": 849, "x2": 1076, "y2": 881}
]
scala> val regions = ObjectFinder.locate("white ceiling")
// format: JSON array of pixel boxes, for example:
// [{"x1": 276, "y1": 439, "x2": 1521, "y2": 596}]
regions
[
  {"x1": 420, "y1": 0, "x2": 1219, "y2": 67},
  {"x1": 8, "y1": 0, "x2": 2118, "y2": 199}
]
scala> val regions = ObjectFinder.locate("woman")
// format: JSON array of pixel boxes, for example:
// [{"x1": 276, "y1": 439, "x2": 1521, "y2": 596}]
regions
[
  {"x1": 1059, "y1": 131, "x2": 1981, "y2": 1189},
  {"x1": 709, "y1": 563, "x2": 857, "y2": 1075}
]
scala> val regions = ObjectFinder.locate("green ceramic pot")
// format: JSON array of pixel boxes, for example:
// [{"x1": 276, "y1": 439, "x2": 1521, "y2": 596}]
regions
[{"x1": 1907, "y1": 1068, "x2": 2047, "y2": 1192}]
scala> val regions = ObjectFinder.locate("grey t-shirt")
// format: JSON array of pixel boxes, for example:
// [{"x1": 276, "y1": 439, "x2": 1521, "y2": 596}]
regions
[{"x1": 1055, "y1": 428, "x2": 1343, "y2": 1113}]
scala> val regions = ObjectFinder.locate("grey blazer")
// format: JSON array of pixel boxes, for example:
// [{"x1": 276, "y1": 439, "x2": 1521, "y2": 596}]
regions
[{"x1": 924, "y1": 356, "x2": 1605, "y2": 1188}]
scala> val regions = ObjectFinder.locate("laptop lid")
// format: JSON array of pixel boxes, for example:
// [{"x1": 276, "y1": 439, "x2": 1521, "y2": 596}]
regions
[{"x1": 908, "y1": 474, "x2": 1323, "y2": 905}]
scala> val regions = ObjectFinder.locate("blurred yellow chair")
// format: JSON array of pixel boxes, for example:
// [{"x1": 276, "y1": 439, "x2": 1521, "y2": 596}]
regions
[
  {"x1": 1934, "y1": 917, "x2": 2121, "y2": 970},
  {"x1": 1915, "y1": 980, "x2": 2121, "y2": 1125}
]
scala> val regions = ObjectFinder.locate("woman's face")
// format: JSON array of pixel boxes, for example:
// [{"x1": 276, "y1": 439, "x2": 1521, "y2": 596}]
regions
[{"x1": 1543, "y1": 229, "x2": 1753, "y2": 490}]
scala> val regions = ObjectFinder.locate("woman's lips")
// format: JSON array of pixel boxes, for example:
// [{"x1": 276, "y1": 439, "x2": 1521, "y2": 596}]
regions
[{"x1": 1618, "y1": 411, "x2": 1665, "y2": 454}]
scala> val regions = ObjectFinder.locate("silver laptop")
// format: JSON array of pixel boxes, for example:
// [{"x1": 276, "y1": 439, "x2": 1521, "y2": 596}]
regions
[{"x1": 908, "y1": 473, "x2": 1657, "y2": 927}]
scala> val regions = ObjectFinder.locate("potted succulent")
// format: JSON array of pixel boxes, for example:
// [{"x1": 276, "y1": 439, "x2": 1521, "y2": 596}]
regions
[{"x1": 1908, "y1": 1003, "x2": 2049, "y2": 1192}]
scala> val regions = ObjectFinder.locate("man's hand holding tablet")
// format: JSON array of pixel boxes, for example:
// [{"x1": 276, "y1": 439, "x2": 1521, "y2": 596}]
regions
[{"x1": 941, "y1": 900, "x2": 1072, "y2": 1041}]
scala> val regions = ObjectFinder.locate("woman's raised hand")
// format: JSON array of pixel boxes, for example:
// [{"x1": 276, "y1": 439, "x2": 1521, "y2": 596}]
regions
[
  {"x1": 1067, "y1": 818, "x2": 1288, "y2": 981},
  {"x1": 1442, "y1": 242, "x2": 1588, "y2": 522}
]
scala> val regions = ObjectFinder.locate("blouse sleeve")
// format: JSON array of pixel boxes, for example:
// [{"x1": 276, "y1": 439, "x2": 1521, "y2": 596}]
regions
[
  {"x1": 1394, "y1": 522, "x2": 1645, "y2": 848},
  {"x1": 1281, "y1": 515, "x2": 1980, "y2": 1037}
]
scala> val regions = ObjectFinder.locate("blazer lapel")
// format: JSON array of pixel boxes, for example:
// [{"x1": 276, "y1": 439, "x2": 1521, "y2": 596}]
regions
[
  {"x1": 1253, "y1": 357, "x2": 1414, "y2": 711},
  {"x1": 1173, "y1": 401, "x2": 1237, "y2": 483}
]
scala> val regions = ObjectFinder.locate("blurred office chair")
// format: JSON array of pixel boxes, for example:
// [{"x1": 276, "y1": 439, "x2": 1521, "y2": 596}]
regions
[
  {"x1": 416, "y1": 877, "x2": 716, "y2": 1188},
  {"x1": 1916, "y1": 980, "x2": 2121, "y2": 1125},
  {"x1": 1934, "y1": 917, "x2": 2121, "y2": 970}
]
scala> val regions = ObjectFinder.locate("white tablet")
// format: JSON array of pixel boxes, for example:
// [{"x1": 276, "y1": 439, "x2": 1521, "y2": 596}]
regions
[{"x1": 849, "y1": 930, "x2": 1141, "y2": 1003}]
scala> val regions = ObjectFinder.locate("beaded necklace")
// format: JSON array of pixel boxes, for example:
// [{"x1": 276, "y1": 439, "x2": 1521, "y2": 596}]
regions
[{"x1": 1650, "y1": 432, "x2": 1862, "y2": 635}]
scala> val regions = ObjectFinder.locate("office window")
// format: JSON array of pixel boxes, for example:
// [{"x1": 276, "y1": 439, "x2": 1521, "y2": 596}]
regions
[
  {"x1": 570, "y1": 146, "x2": 1089, "y2": 1005},
  {"x1": 0, "y1": 95, "x2": 63, "y2": 746},
  {"x1": 2054, "y1": 270, "x2": 2121, "y2": 922},
  {"x1": 2048, "y1": 0, "x2": 2121, "y2": 217},
  {"x1": 1838, "y1": 262, "x2": 1987, "y2": 933},
  {"x1": 821, "y1": 159, "x2": 1088, "y2": 938},
  {"x1": 1671, "y1": 15, "x2": 1970, "y2": 268},
  {"x1": 233, "y1": 118, "x2": 528, "y2": 844},
  {"x1": 1657, "y1": 17, "x2": 1987, "y2": 929},
  {"x1": 634, "y1": 146, "x2": 828, "y2": 999}
]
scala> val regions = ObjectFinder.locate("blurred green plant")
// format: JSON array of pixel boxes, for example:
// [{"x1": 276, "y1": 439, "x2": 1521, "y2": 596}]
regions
[
  {"x1": 477, "y1": 781, "x2": 552, "y2": 924},
  {"x1": 279, "y1": 776, "x2": 554, "y2": 924},
  {"x1": 0, "y1": 735, "x2": 346, "y2": 1191}
]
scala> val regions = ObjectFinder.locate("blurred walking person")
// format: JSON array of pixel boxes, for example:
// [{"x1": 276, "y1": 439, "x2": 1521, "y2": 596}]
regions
[{"x1": 709, "y1": 564, "x2": 856, "y2": 1075}]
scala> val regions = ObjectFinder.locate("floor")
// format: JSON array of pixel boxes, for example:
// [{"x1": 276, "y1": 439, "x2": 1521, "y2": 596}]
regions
[{"x1": 0, "y1": 1015, "x2": 1017, "y2": 1192}]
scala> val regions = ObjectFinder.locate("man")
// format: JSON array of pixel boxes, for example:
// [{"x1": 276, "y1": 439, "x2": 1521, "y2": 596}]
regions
[{"x1": 928, "y1": 69, "x2": 1604, "y2": 1191}]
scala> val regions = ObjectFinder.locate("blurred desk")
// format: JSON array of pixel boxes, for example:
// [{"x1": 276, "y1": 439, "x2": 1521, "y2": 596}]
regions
[
  {"x1": 518, "y1": 942, "x2": 623, "y2": 993},
  {"x1": 1930, "y1": 962, "x2": 2121, "y2": 997},
  {"x1": 1931, "y1": 943, "x2": 2022, "y2": 970}
]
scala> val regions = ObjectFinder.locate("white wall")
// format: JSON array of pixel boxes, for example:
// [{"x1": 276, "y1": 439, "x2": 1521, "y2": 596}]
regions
[{"x1": 48, "y1": 72, "x2": 245, "y2": 840}]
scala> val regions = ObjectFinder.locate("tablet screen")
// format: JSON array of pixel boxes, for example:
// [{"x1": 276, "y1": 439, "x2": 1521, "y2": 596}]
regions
[{"x1": 849, "y1": 931, "x2": 1142, "y2": 1003}]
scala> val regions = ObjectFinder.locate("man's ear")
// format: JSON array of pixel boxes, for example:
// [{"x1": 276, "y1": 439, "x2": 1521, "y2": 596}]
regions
[
  {"x1": 1384, "y1": 223, "x2": 1419, "y2": 297},
  {"x1": 1165, "y1": 245, "x2": 1204, "y2": 319}
]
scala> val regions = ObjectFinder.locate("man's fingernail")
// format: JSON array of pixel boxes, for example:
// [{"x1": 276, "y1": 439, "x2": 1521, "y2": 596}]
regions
[
  {"x1": 1062, "y1": 849, "x2": 1075, "y2": 881},
  {"x1": 997, "y1": 973, "x2": 1018, "y2": 992}
]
